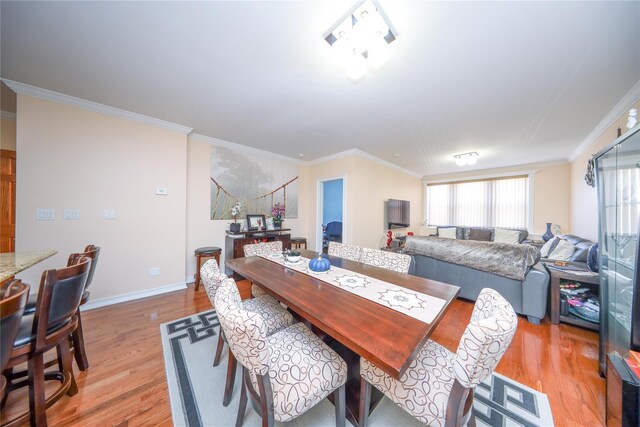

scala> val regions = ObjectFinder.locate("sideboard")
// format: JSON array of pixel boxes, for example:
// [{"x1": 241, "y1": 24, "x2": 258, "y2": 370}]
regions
[{"x1": 224, "y1": 229, "x2": 291, "y2": 280}]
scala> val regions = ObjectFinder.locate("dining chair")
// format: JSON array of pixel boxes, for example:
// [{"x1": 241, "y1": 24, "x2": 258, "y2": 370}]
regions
[
  {"x1": 243, "y1": 241, "x2": 283, "y2": 297},
  {"x1": 2, "y1": 257, "x2": 91, "y2": 427},
  {"x1": 360, "y1": 247, "x2": 411, "y2": 273},
  {"x1": 23, "y1": 244, "x2": 100, "y2": 371},
  {"x1": 0, "y1": 281, "x2": 30, "y2": 401},
  {"x1": 214, "y1": 278, "x2": 348, "y2": 427},
  {"x1": 200, "y1": 260, "x2": 294, "y2": 407},
  {"x1": 359, "y1": 288, "x2": 518, "y2": 427},
  {"x1": 327, "y1": 241, "x2": 363, "y2": 262}
]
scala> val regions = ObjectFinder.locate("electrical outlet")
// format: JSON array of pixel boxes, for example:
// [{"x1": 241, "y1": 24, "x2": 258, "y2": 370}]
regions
[
  {"x1": 102, "y1": 209, "x2": 116, "y2": 219},
  {"x1": 148, "y1": 267, "x2": 160, "y2": 277},
  {"x1": 155, "y1": 187, "x2": 168, "y2": 195},
  {"x1": 63, "y1": 209, "x2": 80, "y2": 220},
  {"x1": 35, "y1": 208, "x2": 55, "y2": 221}
]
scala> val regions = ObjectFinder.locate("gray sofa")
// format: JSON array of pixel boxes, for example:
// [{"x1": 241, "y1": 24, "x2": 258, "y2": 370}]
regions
[{"x1": 404, "y1": 237, "x2": 549, "y2": 324}]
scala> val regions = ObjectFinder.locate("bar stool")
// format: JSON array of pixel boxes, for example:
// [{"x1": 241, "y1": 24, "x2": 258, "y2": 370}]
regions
[
  {"x1": 194, "y1": 247, "x2": 221, "y2": 291},
  {"x1": 291, "y1": 237, "x2": 307, "y2": 250}
]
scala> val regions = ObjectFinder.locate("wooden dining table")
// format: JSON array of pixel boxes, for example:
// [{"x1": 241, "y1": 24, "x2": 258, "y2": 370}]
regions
[{"x1": 226, "y1": 249, "x2": 460, "y2": 425}]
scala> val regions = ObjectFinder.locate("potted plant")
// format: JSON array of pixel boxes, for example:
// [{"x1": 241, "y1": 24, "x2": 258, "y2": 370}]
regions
[
  {"x1": 230, "y1": 202, "x2": 242, "y2": 233},
  {"x1": 271, "y1": 203, "x2": 285, "y2": 229}
]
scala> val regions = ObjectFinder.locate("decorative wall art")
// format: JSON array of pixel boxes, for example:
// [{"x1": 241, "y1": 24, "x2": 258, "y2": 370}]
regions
[{"x1": 210, "y1": 145, "x2": 299, "y2": 220}]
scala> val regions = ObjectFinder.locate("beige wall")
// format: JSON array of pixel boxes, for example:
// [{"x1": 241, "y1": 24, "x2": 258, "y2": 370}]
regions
[
  {"x1": 300, "y1": 155, "x2": 423, "y2": 251},
  {"x1": 15, "y1": 95, "x2": 188, "y2": 302},
  {"x1": 185, "y1": 137, "x2": 308, "y2": 279},
  {"x1": 570, "y1": 99, "x2": 640, "y2": 241},
  {"x1": 423, "y1": 161, "x2": 571, "y2": 237},
  {"x1": 1, "y1": 118, "x2": 16, "y2": 151}
]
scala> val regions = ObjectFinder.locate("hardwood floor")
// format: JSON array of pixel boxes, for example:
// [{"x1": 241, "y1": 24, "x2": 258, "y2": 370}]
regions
[{"x1": 1, "y1": 281, "x2": 604, "y2": 426}]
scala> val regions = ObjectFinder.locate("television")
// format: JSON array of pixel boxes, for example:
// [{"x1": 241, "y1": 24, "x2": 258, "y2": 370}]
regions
[{"x1": 387, "y1": 199, "x2": 410, "y2": 229}]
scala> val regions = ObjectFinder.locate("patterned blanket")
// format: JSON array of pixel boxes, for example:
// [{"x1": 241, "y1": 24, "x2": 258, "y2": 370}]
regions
[{"x1": 404, "y1": 236, "x2": 540, "y2": 281}]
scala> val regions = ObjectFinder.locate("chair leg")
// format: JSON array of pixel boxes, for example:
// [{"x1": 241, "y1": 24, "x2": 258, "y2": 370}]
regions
[
  {"x1": 358, "y1": 376, "x2": 371, "y2": 427},
  {"x1": 213, "y1": 327, "x2": 225, "y2": 367},
  {"x1": 1, "y1": 367, "x2": 13, "y2": 409},
  {"x1": 467, "y1": 412, "x2": 477, "y2": 427},
  {"x1": 59, "y1": 337, "x2": 78, "y2": 396},
  {"x1": 72, "y1": 309, "x2": 90, "y2": 371},
  {"x1": 223, "y1": 350, "x2": 237, "y2": 407},
  {"x1": 28, "y1": 353, "x2": 47, "y2": 427},
  {"x1": 235, "y1": 368, "x2": 248, "y2": 427},
  {"x1": 334, "y1": 384, "x2": 346, "y2": 427}
]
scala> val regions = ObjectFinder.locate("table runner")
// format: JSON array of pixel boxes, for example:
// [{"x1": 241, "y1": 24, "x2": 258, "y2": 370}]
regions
[{"x1": 259, "y1": 254, "x2": 446, "y2": 324}]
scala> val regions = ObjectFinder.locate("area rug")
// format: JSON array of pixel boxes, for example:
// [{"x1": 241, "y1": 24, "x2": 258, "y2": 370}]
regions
[{"x1": 161, "y1": 310, "x2": 554, "y2": 427}]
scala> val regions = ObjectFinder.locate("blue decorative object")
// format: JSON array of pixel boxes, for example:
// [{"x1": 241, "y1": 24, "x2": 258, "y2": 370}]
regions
[
  {"x1": 309, "y1": 256, "x2": 331, "y2": 272},
  {"x1": 542, "y1": 223, "x2": 554, "y2": 242},
  {"x1": 587, "y1": 243, "x2": 599, "y2": 272}
]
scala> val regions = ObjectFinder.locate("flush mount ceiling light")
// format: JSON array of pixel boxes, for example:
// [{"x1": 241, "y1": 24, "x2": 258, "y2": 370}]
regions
[
  {"x1": 324, "y1": 0, "x2": 397, "y2": 81},
  {"x1": 454, "y1": 152, "x2": 479, "y2": 166}
]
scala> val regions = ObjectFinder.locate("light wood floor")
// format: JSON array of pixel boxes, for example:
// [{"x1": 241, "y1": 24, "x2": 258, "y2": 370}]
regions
[{"x1": 1, "y1": 281, "x2": 604, "y2": 426}]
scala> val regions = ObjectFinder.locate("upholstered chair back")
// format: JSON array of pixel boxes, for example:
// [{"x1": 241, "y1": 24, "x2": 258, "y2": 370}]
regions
[
  {"x1": 361, "y1": 248, "x2": 412, "y2": 273},
  {"x1": 243, "y1": 241, "x2": 283, "y2": 257},
  {"x1": 453, "y1": 288, "x2": 517, "y2": 388},
  {"x1": 214, "y1": 279, "x2": 270, "y2": 376},
  {"x1": 201, "y1": 259, "x2": 227, "y2": 306},
  {"x1": 327, "y1": 242, "x2": 363, "y2": 263}
]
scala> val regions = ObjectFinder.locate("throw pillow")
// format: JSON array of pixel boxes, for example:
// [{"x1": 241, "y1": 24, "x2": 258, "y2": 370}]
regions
[
  {"x1": 548, "y1": 239, "x2": 575, "y2": 261},
  {"x1": 469, "y1": 228, "x2": 492, "y2": 241},
  {"x1": 540, "y1": 236, "x2": 560, "y2": 258},
  {"x1": 438, "y1": 227, "x2": 457, "y2": 239},
  {"x1": 494, "y1": 228, "x2": 521, "y2": 245}
]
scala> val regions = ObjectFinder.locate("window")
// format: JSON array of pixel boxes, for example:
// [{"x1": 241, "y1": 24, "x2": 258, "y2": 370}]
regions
[{"x1": 425, "y1": 175, "x2": 530, "y2": 228}]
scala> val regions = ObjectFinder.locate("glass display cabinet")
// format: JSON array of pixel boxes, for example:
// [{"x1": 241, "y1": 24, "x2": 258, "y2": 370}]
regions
[{"x1": 595, "y1": 123, "x2": 640, "y2": 426}]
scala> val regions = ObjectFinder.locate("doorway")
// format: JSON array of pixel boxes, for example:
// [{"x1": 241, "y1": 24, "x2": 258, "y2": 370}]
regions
[{"x1": 316, "y1": 177, "x2": 345, "y2": 252}]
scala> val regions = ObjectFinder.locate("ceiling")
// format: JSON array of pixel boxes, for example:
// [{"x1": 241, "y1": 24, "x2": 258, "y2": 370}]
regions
[{"x1": 1, "y1": 1, "x2": 639, "y2": 176}]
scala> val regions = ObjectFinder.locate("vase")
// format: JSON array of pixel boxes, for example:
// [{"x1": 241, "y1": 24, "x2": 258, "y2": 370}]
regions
[
  {"x1": 542, "y1": 223, "x2": 554, "y2": 242},
  {"x1": 230, "y1": 223, "x2": 241, "y2": 233},
  {"x1": 274, "y1": 219, "x2": 283, "y2": 229},
  {"x1": 587, "y1": 243, "x2": 599, "y2": 272}
]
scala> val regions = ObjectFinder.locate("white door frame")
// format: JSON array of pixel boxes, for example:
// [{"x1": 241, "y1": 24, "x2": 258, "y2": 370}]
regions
[{"x1": 316, "y1": 176, "x2": 347, "y2": 252}]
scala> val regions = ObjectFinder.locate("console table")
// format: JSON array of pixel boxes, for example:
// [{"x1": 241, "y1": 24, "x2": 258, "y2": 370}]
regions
[
  {"x1": 546, "y1": 263, "x2": 600, "y2": 331},
  {"x1": 224, "y1": 229, "x2": 291, "y2": 280}
]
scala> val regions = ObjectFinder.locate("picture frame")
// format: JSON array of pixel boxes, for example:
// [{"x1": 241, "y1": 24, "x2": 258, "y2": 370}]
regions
[{"x1": 246, "y1": 214, "x2": 266, "y2": 231}]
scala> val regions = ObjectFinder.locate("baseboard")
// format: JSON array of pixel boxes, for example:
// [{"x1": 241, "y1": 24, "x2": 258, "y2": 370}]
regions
[
  {"x1": 81, "y1": 282, "x2": 188, "y2": 311},
  {"x1": 186, "y1": 274, "x2": 195, "y2": 284}
]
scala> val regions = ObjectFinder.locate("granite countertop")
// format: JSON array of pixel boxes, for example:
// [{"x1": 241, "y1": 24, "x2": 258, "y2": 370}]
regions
[{"x1": 0, "y1": 250, "x2": 58, "y2": 282}]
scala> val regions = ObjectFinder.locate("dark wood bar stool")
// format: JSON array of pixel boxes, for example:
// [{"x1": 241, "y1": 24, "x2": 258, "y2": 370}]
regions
[
  {"x1": 290, "y1": 237, "x2": 307, "y2": 250},
  {"x1": 23, "y1": 245, "x2": 100, "y2": 372},
  {"x1": 0, "y1": 281, "x2": 30, "y2": 402},
  {"x1": 2, "y1": 257, "x2": 91, "y2": 427},
  {"x1": 194, "y1": 247, "x2": 221, "y2": 291}
]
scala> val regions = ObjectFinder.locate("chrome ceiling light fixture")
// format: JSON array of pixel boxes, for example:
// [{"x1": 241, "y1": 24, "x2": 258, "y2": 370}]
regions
[
  {"x1": 454, "y1": 152, "x2": 479, "y2": 166},
  {"x1": 323, "y1": 0, "x2": 397, "y2": 82}
]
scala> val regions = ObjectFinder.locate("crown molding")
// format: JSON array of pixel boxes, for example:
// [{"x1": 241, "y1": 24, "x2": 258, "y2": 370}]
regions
[
  {"x1": 567, "y1": 79, "x2": 640, "y2": 162},
  {"x1": 189, "y1": 133, "x2": 304, "y2": 165},
  {"x1": 0, "y1": 111, "x2": 16, "y2": 121},
  {"x1": 422, "y1": 159, "x2": 568, "y2": 184},
  {"x1": 1, "y1": 79, "x2": 193, "y2": 135}
]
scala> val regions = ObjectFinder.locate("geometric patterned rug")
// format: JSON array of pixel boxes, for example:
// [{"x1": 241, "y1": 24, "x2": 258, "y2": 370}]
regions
[{"x1": 161, "y1": 310, "x2": 555, "y2": 427}]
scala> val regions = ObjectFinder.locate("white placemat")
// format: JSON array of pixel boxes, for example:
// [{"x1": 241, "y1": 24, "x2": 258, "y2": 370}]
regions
[{"x1": 259, "y1": 254, "x2": 446, "y2": 324}]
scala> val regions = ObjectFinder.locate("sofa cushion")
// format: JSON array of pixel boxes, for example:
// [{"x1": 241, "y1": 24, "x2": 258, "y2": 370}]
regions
[
  {"x1": 547, "y1": 239, "x2": 575, "y2": 261},
  {"x1": 469, "y1": 228, "x2": 492, "y2": 241},
  {"x1": 494, "y1": 228, "x2": 521, "y2": 244},
  {"x1": 438, "y1": 227, "x2": 457, "y2": 239},
  {"x1": 558, "y1": 234, "x2": 593, "y2": 262}
]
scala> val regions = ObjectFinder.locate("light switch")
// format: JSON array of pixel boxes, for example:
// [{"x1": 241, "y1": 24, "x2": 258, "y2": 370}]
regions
[
  {"x1": 149, "y1": 267, "x2": 160, "y2": 277},
  {"x1": 63, "y1": 209, "x2": 80, "y2": 220},
  {"x1": 155, "y1": 187, "x2": 168, "y2": 196},
  {"x1": 102, "y1": 209, "x2": 116, "y2": 219},
  {"x1": 36, "y1": 208, "x2": 55, "y2": 221}
]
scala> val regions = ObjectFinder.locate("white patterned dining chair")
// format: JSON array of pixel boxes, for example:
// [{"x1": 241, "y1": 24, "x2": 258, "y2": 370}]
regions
[
  {"x1": 243, "y1": 241, "x2": 283, "y2": 297},
  {"x1": 359, "y1": 288, "x2": 518, "y2": 427},
  {"x1": 360, "y1": 247, "x2": 412, "y2": 273},
  {"x1": 328, "y1": 241, "x2": 364, "y2": 262},
  {"x1": 200, "y1": 260, "x2": 294, "y2": 407},
  {"x1": 215, "y1": 279, "x2": 348, "y2": 427}
]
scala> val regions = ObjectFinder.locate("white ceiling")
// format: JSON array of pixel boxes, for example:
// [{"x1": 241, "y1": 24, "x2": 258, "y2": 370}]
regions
[{"x1": 1, "y1": 1, "x2": 639, "y2": 176}]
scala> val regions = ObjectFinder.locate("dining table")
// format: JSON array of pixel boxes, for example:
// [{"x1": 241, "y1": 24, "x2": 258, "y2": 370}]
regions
[{"x1": 226, "y1": 249, "x2": 460, "y2": 426}]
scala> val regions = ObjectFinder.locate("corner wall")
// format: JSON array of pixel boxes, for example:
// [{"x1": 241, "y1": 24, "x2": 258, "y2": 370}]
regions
[
  {"x1": 570, "y1": 99, "x2": 640, "y2": 241},
  {"x1": 15, "y1": 95, "x2": 188, "y2": 302}
]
